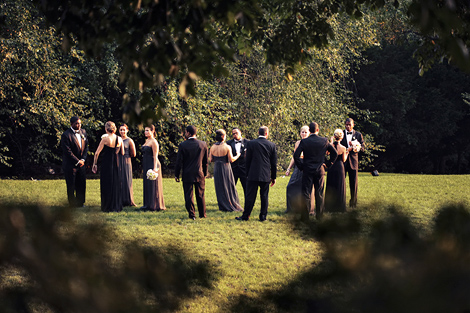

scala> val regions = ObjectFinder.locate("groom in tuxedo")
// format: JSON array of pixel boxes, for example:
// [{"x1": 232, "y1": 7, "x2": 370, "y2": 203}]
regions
[
  {"x1": 341, "y1": 118, "x2": 364, "y2": 208},
  {"x1": 294, "y1": 122, "x2": 337, "y2": 221},
  {"x1": 61, "y1": 116, "x2": 88, "y2": 207},
  {"x1": 226, "y1": 128, "x2": 249, "y2": 195},
  {"x1": 175, "y1": 125, "x2": 209, "y2": 220},
  {"x1": 236, "y1": 126, "x2": 277, "y2": 222}
]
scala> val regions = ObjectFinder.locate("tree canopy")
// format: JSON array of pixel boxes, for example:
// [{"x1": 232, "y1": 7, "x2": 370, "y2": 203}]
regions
[
  {"x1": 0, "y1": 0, "x2": 121, "y2": 173},
  {"x1": 1, "y1": 0, "x2": 470, "y2": 175},
  {"x1": 31, "y1": 0, "x2": 405, "y2": 124}
]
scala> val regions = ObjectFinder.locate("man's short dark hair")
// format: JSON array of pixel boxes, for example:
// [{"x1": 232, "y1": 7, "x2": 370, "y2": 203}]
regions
[
  {"x1": 70, "y1": 116, "x2": 80, "y2": 125},
  {"x1": 259, "y1": 126, "x2": 268, "y2": 136},
  {"x1": 345, "y1": 118, "x2": 354, "y2": 124},
  {"x1": 186, "y1": 125, "x2": 197, "y2": 136},
  {"x1": 309, "y1": 122, "x2": 318, "y2": 133}
]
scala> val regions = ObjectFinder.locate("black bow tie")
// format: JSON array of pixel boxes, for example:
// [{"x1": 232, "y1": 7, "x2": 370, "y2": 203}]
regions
[
  {"x1": 234, "y1": 140, "x2": 241, "y2": 143},
  {"x1": 347, "y1": 132, "x2": 352, "y2": 135},
  {"x1": 74, "y1": 130, "x2": 80, "y2": 134}
]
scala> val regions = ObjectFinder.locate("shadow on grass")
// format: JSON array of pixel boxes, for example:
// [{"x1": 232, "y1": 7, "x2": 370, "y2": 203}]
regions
[
  {"x1": 4, "y1": 201, "x2": 470, "y2": 312},
  {"x1": 0, "y1": 202, "x2": 218, "y2": 313},
  {"x1": 228, "y1": 202, "x2": 470, "y2": 313}
]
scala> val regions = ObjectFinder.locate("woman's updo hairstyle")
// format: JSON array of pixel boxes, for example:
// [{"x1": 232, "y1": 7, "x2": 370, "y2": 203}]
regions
[
  {"x1": 146, "y1": 124, "x2": 156, "y2": 137},
  {"x1": 105, "y1": 121, "x2": 117, "y2": 133},
  {"x1": 333, "y1": 129, "x2": 343, "y2": 141},
  {"x1": 215, "y1": 129, "x2": 226, "y2": 143}
]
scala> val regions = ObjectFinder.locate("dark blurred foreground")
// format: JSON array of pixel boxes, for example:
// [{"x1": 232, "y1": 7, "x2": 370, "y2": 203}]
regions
[
  {"x1": 2, "y1": 202, "x2": 470, "y2": 312},
  {"x1": 229, "y1": 203, "x2": 470, "y2": 313},
  {"x1": 0, "y1": 203, "x2": 215, "y2": 313}
]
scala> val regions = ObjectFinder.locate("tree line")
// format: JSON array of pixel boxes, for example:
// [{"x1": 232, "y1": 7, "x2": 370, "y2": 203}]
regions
[{"x1": 1, "y1": 0, "x2": 469, "y2": 177}]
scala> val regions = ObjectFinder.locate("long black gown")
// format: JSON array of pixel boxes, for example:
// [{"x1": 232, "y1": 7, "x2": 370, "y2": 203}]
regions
[
  {"x1": 100, "y1": 140, "x2": 122, "y2": 212},
  {"x1": 213, "y1": 154, "x2": 243, "y2": 212},
  {"x1": 141, "y1": 145, "x2": 166, "y2": 211},
  {"x1": 286, "y1": 165, "x2": 304, "y2": 213},
  {"x1": 119, "y1": 138, "x2": 135, "y2": 206},
  {"x1": 325, "y1": 142, "x2": 346, "y2": 212},
  {"x1": 286, "y1": 163, "x2": 315, "y2": 214}
]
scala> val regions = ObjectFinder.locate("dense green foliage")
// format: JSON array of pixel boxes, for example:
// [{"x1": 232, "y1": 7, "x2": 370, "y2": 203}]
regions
[
  {"x1": 1, "y1": 0, "x2": 470, "y2": 176},
  {"x1": 32, "y1": 0, "x2": 397, "y2": 109},
  {"x1": 0, "y1": 0, "x2": 123, "y2": 175},
  {"x1": 1, "y1": 175, "x2": 470, "y2": 312},
  {"x1": 408, "y1": 0, "x2": 470, "y2": 73}
]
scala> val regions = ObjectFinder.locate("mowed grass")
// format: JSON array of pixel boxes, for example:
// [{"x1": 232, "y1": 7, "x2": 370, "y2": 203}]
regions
[{"x1": 1, "y1": 173, "x2": 469, "y2": 312}]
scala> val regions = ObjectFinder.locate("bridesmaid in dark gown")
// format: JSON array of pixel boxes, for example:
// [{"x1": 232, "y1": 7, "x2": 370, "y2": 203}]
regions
[
  {"x1": 119, "y1": 124, "x2": 136, "y2": 206},
  {"x1": 92, "y1": 121, "x2": 124, "y2": 212},
  {"x1": 285, "y1": 126, "x2": 315, "y2": 214},
  {"x1": 325, "y1": 129, "x2": 348, "y2": 213},
  {"x1": 209, "y1": 129, "x2": 243, "y2": 212},
  {"x1": 141, "y1": 125, "x2": 166, "y2": 211}
]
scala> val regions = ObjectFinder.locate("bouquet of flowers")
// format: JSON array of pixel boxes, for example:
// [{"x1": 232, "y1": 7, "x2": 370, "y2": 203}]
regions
[
  {"x1": 350, "y1": 139, "x2": 361, "y2": 153},
  {"x1": 146, "y1": 169, "x2": 158, "y2": 180}
]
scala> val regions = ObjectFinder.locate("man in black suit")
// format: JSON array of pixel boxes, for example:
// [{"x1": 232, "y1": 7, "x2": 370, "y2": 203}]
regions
[
  {"x1": 340, "y1": 118, "x2": 364, "y2": 208},
  {"x1": 61, "y1": 116, "x2": 89, "y2": 207},
  {"x1": 226, "y1": 127, "x2": 249, "y2": 195},
  {"x1": 294, "y1": 122, "x2": 337, "y2": 220},
  {"x1": 175, "y1": 125, "x2": 209, "y2": 220},
  {"x1": 236, "y1": 126, "x2": 277, "y2": 222}
]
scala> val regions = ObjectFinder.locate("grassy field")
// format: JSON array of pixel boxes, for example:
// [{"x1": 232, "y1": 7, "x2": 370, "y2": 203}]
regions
[{"x1": 1, "y1": 173, "x2": 470, "y2": 312}]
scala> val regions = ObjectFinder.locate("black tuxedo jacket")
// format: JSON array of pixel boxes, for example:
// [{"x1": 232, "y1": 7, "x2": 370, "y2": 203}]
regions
[
  {"x1": 294, "y1": 134, "x2": 337, "y2": 174},
  {"x1": 341, "y1": 130, "x2": 364, "y2": 170},
  {"x1": 226, "y1": 138, "x2": 249, "y2": 171},
  {"x1": 61, "y1": 128, "x2": 89, "y2": 170},
  {"x1": 245, "y1": 137, "x2": 277, "y2": 182},
  {"x1": 175, "y1": 138, "x2": 208, "y2": 182}
]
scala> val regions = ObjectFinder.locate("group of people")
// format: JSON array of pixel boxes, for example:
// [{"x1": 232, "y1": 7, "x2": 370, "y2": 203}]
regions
[
  {"x1": 174, "y1": 125, "x2": 277, "y2": 221},
  {"x1": 61, "y1": 115, "x2": 363, "y2": 221},
  {"x1": 61, "y1": 117, "x2": 165, "y2": 212},
  {"x1": 286, "y1": 119, "x2": 364, "y2": 220}
]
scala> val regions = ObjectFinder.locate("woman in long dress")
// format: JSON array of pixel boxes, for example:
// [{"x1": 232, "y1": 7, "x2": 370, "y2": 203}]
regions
[
  {"x1": 92, "y1": 121, "x2": 124, "y2": 212},
  {"x1": 325, "y1": 129, "x2": 348, "y2": 212},
  {"x1": 141, "y1": 125, "x2": 166, "y2": 211},
  {"x1": 209, "y1": 129, "x2": 243, "y2": 212},
  {"x1": 119, "y1": 124, "x2": 136, "y2": 206},
  {"x1": 285, "y1": 126, "x2": 315, "y2": 214}
]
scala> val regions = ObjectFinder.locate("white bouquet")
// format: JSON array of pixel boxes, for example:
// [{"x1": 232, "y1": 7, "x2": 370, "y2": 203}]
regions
[
  {"x1": 350, "y1": 139, "x2": 361, "y2": 153},
  {"x1": 146, "y1": 169, "x2": 158, "y2": 180}
]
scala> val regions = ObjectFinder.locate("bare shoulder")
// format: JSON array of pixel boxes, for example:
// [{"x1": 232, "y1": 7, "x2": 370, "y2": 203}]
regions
[{"x1": 101, "y1": 135, "x2": 110, "y2": 145}]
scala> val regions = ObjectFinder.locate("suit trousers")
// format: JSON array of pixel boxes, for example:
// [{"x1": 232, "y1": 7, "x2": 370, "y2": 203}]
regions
[
  {"x1": 183, "y1": 180, "x2": 206, "y2": 218},
  {"x1": 64, "y1": 166, "x2": 86, "y2": 207},
  {"x1": 242, "y1": 180, "x2": 269, "y2": 220},
  {"x1": 233, "y1": 173, "x2": 247, "y2": 195},
  {"x1": 301, "y1": 168, "x2": 325, "y2": 220},
  {"x1": 344, "y1": 162, "x2": 358, "y2": 207}
]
